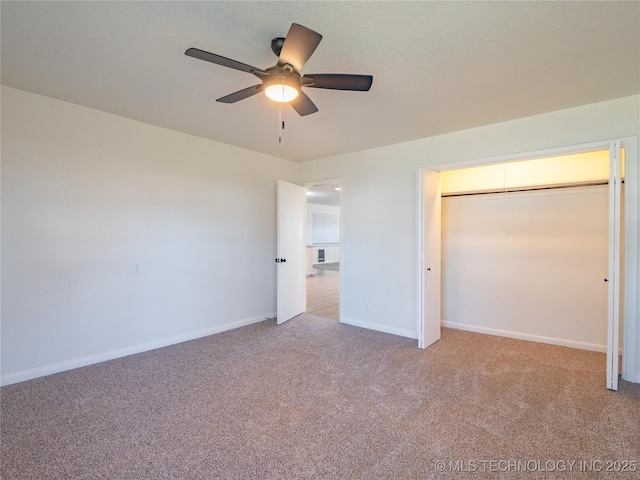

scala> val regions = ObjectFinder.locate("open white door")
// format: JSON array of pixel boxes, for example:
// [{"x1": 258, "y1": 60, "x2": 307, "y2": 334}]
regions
[
  {"x1": 420, "y1": 169, "x2": 442, "y2": 349},
  {"x1": 606, "y1": 141, "x2": 622, "y2": 390},
  {"x1": 276, "y1": 180, "x2": 306, "y2": 324}
]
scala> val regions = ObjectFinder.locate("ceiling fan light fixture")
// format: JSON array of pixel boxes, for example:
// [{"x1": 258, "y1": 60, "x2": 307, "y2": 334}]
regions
[
  {"x1": 263, "y1": 75, "x2": 299, "y2": 103},
  {"x1": 186, "y1": 23, "x2": 373, "y2": 116}
]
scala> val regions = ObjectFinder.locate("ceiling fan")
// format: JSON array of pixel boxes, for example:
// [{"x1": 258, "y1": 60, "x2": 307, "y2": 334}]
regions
[{"x1": 185, "y1": 23, "x2": 373, "y2": 116}]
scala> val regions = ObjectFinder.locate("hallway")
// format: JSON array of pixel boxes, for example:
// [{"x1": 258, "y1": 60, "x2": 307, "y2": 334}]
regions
[{"x1": 306, "y1": 269, "x2": 340, "y2": 320}]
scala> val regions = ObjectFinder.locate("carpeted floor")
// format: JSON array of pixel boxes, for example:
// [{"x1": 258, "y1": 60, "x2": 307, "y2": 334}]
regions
[{"x1": 2, "y1": 315, "x2": 639, "y2": 479}]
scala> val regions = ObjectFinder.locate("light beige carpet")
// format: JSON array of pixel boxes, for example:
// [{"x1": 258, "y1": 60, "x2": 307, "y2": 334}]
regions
[{"x1": 2, "y1": 315, "x2": 639, "y2": 479}]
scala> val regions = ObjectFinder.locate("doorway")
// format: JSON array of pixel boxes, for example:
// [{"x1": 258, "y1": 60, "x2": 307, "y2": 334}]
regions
[
  {"x1": 305, "y1": 181, "x2": 342, "y2": 321},
  {"x1": 418, "y1": 139, "x2": 638, "y2": 390}
]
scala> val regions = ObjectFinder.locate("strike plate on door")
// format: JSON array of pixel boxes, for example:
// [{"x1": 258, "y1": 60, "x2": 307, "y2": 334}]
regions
[{"x1": 275, "y1": 258, "x2": 287, "y2": 263}]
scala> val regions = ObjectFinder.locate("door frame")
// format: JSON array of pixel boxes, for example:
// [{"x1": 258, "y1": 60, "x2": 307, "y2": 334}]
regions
[
  {"x1": 418, "y1": 137, "x2": 639, "y2": 384},
  {"x1": 304, "y1": 178, "x2": 344, "y2": 322}
]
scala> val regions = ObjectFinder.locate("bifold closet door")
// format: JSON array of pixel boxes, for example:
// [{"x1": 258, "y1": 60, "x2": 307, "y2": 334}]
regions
[
  {"x1": 421, "y1": 169, "x2": 441, "y2": 349},
  {"x1": 606, "y1": 141, "x2": 622, "y2": 391}
]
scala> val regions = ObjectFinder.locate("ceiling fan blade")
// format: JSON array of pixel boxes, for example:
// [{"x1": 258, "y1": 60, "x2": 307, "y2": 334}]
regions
[
  {"x1": 290, "y1": 91, "x2": 318, "y2": 116},
  {"x1": 303, "y1": 74, "x2": 373, "y2": 91},
  {"x1": 278, "y1": 23, "x2": 322, "y2": 71},
  {"x1": 185, "y1": 48, "x2": 263, "y2": 75},
  {"x1": 216, "y1": 85, "x2": 262, "y2": 103}
]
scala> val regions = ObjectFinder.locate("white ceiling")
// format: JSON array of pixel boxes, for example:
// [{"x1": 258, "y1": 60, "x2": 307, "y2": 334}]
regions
[{"x1": 2, "y1": 1, "x2": 638, "y2": 162}]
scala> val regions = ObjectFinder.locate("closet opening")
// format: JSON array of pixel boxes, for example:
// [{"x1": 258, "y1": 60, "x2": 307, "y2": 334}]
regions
[
  {"x1": 418, "y1": 140, "x2": 636, "y2": 390},
  {"x1": 441, "y1": 150, "x2": 617, "y2": 349}
]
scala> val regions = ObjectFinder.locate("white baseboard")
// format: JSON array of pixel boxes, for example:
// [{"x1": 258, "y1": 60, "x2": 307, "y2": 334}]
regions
[
  {"x1": 1, "y1": 313, "x2": 274, "y2": 387},
  {"x1": 341, "y1": 316, "x2": 417, "y2": 340},
  {"x1": 442, "y1": 320, "x2": 607, "y2": 352}
]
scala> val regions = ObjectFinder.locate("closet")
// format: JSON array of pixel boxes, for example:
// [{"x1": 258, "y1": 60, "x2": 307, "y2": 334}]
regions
[{"x1": 439, "y1": 150, "x2": 619, "y2": 351}]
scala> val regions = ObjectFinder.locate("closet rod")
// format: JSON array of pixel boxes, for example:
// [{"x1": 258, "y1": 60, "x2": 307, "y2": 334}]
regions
[{"x1": 441, "y1": 180, "x2": 619, "y2": 198}]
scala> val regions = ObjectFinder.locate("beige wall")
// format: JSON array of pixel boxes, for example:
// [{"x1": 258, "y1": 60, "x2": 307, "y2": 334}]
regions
[
  {"x1": 1, "y1": 86, "x2": 297, "y2": 384},
  {"x1": 3, "y1": 86, "x2": 639, "y2": 385},
  {"x1": 299, "y1": 95, "x2": 640, "y2": 382}
]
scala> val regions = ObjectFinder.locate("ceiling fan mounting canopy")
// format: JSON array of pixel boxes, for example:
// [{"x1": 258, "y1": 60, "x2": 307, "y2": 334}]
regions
[
  {"x1": 185, "y1": 23, "x2": 373, "y2": 116},
  {"x1": 270, "y1": 37, "x2": 286, "y2": 57}
]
